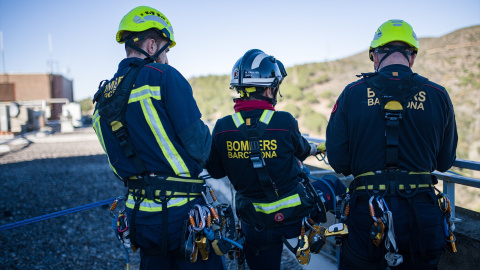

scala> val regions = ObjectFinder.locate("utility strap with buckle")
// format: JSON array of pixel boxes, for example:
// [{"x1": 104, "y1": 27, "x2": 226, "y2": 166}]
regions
[
  {"x1": 127, "y1": 175, "x2": 205, "y2": 201},
  {"x1": 235, "y1": 111, "x2": 279, "y2": 202},
  {"x1": 362, "y1": 73, "x2": 428, "y2": 171},
  {"x1": 350, "y1": 172, "x2": 434, "y2": 197}
]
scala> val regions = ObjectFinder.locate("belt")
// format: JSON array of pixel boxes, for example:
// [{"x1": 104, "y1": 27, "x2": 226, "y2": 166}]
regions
[
  {"x1": 127, "y1": 175, "x2": 205, "y2": 201},
  {"x1": 354, "y1": 183, "x2": 432, "y2": 191},
  {"x1": 349, "y1": 170, "x2": 435, "y2": 197}
]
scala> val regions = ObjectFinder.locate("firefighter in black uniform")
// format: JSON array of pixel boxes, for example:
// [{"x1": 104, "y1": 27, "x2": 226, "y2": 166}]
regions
[
  {"x1": 206, "y1": 49, "x2": 324, "y2": 270},
  {"x1": 93, "y1": 6, "x2": 224, "y2": 270},
  {"x1": 326, "y1": 20, "x2": 458, "y2": 269}
]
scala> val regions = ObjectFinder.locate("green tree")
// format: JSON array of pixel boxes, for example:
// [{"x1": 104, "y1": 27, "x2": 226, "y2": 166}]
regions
[
  {"x1": 78, "y1": 97, "x2": 93, "y2": 113},
  {"x1": 283, "y1": 104, "x2": 300, "y2": 118}
]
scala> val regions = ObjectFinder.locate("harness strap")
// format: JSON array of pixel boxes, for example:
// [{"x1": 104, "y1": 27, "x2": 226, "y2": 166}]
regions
[
  {"x1": 114, "y1": 126, "x2": 148, "y2": 177},
  {"x1": 385, "y1": 110, "x2": 402, "y2": 168},
  {"x1": 109, "y1": 60, "x2": 150, "y2": 177},
  {"x1": 362, "y1": 73, "x2": 428, "y2": 169},
  {"x1": 127, "y1": 176, "x2": 205, "y2": 198},
  {"x1": 235, "y1": 110, "x2": 279, "y2": 201},
  {"x1": 161, "y1": 200, "x2": 169, "y2": 257},
  {"x1": 130, "y1": 201, "x2": 141, "y2": 252},
  {"x1": 281, "y1": 236, "x2": 298, "y2": 255},
  {"x1": 301, "y1": 176, "x2": 328, "y2": 223}
]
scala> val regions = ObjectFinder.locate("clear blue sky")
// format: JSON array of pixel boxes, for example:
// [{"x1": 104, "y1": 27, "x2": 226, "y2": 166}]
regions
[{"x1": 0, "y1": 0, "x2": 479, "y2": 101}]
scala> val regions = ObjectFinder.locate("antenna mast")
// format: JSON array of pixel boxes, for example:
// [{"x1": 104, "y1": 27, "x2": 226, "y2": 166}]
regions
[{"x1": 0, "y1": 30, "x2": 8, "y2": 82}]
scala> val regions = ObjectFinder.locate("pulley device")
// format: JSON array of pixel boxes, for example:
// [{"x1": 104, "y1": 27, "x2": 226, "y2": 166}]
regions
[
  {"x1": 109, "y1": 196, "x2": 134, "y2": 270},
  {"x1": 435, "y1": 187, "x2": 457, "y2": 253}
]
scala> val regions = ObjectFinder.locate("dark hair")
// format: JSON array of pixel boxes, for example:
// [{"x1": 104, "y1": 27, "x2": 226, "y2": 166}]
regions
[{"x1": 122, "y1": 29, "x2": 166, "y2": 55}]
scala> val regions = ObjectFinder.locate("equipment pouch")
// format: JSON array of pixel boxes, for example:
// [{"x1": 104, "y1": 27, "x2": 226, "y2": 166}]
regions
[{"x1": 235, "y1": 182, "x2": 314, "y2": 229}]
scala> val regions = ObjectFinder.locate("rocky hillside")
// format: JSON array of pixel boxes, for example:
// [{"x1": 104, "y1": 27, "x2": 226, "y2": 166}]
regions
[{"x1": 190, "y1": 25, "x2": 480, "y2": 163}]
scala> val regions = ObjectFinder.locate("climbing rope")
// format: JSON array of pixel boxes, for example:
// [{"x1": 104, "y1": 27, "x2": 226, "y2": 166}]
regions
[{"x1": 0, "y1": 198, "x2": 116, "y2": 232}]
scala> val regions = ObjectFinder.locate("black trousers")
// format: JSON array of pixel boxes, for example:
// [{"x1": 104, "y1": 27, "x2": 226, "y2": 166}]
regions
[{"x1": 339, "y1": 189, "x2": 446, "y2": 270}]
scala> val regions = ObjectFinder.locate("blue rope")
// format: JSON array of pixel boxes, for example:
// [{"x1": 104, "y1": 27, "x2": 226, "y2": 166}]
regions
[
  {"x1": 0, "y1": 198, "x2": 116, "y2": 232},
  {"x1": 223, "y1": 237, "x2": 243, "y2": 249},
  {"x1": 303, "y1": 166, "x2": 337, "y2": 214}
]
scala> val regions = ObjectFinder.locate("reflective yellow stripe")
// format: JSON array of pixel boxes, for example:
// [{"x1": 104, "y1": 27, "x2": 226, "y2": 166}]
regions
[
  {"x1": 141, "y1": 98, "x2": 191, "y2": 177},
  {"x1": 355, "y1": 171, "x2": 429, "y2": 179},
  {"x1": 166, "y1": 176, "x2": 204, "y2": 183},
  {"x1": 355, "y1": 171, "x2": 375, "y2": 179},
  {"x1": 356, "y1": 184, "x2": 431, "y2": 191},
  {"x1": 259, "y1": 110, "x2": 274, "y2": 124},
  {"x1": 93, "y1": 110, "x2": 119, "y2": 175},
  {"x1": 232, "y1": 112, "x2": 244, "y2": 128},
  {"x1": 252, "y1": 194, "x2": 301, "y2": 214},
  {"x1": 125, "y1": 196, "x2": 196, "y2": 212},
  {"x1": 93, "y1": 111, "x2": 106, "y2": 151},
  {"x1": 128, "y1": 189, "x2": 202, "y2": 197},
  {"x1": 128, "y1": 85, "x2": 161, "y2": 103}
]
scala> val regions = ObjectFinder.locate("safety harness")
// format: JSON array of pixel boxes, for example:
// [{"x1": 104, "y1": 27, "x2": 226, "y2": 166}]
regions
[
  {"x1": 232, "y1": 110, "x2": 330, "y2": 265},
  {"x1": 344, "y1": 72, "x2": 445, "y2": 267},
  {"x1": 93, "y1": 55, "x2": 205, "y2": 258},
  {"x1": 351, "y1": 72, "x2": 436, "y2": 196},
  {"x1": 232, "y1": 110, "x2": 279, "y2": 201}
]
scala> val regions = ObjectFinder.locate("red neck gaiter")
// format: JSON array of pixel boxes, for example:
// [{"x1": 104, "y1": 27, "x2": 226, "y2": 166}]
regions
[{"x1": 233, "y1": 99, "x2": 275, "y2": 113}]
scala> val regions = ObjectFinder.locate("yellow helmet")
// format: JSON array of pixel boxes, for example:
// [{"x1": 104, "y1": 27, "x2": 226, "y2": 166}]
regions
[
  {"x1": 116, "y1": 6, "x2": 176, "y2": 48},
  {"x1": 369, "y1": 20, "x2": 418, "y2": 61}
]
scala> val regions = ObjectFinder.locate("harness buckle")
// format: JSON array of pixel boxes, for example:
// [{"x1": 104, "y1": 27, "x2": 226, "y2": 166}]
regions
[
  {"x1": 250, "y1": 155, "x2": 265, "y2": 169},
  {"x1": 114, "y1": 127, "x2": 128, "y2": 144},
  {"x1": 385, "y1": 111, "x2": 402, "y2": 121}
]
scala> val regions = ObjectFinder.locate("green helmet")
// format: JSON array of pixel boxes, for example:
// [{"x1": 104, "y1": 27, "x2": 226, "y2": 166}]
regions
[
  {"x1": 116, "y1": 6, "x2": 176, "y2": 48},
  {"x1": 369, "y1": 20, "x2": 418, "y2": 61}
]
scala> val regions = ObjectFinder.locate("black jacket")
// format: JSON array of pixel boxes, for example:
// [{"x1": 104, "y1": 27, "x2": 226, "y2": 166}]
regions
[
  {"x1": 206, "y1": 109, "x2": 312, "y2": 199},
  {"x1": 326, "y1": 64, "x2": 458, "y2": 176}
]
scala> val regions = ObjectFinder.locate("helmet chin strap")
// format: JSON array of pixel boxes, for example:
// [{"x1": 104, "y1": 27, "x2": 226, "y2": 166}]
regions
[
  {"x1": 258, "y1": 86, "x2": 280, "y2": 106},
  {"x1": 126, "y1": 36, "x2": 171, "y2": 63},
  {"x1": 271, "y1": 86, "x2": 281, "y2": 107},
  {"x1": 375, "y1": 45, "x2": 413, "y2": 71}
]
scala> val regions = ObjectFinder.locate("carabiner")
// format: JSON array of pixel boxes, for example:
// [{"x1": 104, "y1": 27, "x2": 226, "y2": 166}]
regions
[
  {"x1": 375, "y1": 196, "x2": 385, "y2": 213},
  {"x1": 304, "y1": 217, "x2": 316, "y2": 231},
  {"x1": 368, "y1": 196, "x2": 377, "y2": 222},
  {"x1": 204, "y1": 184, "x2": 219, "y2": 204},
  {"x1": 110, "y1": 196, "x2": 127, "y2": 218},
  {"x1": 189, "y1": 204, "x2": 206, "y2": 231}
]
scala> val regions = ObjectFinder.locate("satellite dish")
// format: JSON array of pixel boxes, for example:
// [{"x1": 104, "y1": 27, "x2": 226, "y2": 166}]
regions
[{"x1": 8, "y1": 102, "x2": 20, "y2": 117}]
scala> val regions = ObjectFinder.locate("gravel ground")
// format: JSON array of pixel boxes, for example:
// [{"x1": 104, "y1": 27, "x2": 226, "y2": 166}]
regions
[{"x1": 0, "y1": 128, "x2": 304, "y2": 270}]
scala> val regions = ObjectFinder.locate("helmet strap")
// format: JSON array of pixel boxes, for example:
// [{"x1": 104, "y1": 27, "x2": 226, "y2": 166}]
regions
[
  {"x1": 375, "y1": 45, "x2": 413, "y2": 70},
  {"x1": 256, "y1": 94, "x2": 275, "y2": 106},
  {"x1": 271, "y1": 86, "x2": 281, "y2": 107},
  {"x1": 149, "y1": 40, "x2": 171, "y2": 63},
  {"x1": 125, "y1": 36, "x2": 171, "y2": 63}
]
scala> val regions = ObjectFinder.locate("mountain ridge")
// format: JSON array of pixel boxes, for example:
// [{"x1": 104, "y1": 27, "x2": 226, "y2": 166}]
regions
[{"x1": 189, "y1": 25, "x2": 480, "y2": 162}]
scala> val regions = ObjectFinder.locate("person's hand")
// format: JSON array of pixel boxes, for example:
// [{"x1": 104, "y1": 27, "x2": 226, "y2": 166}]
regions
[{"x1": 316, "y1": 142, "x2": 326, "y2": 154}]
